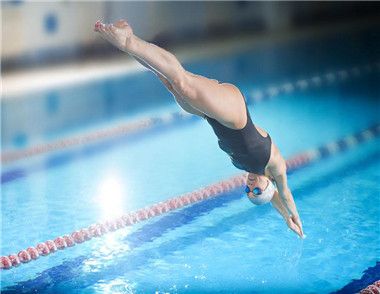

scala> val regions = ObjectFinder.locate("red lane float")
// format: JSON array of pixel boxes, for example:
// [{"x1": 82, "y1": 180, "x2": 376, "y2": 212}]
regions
[
  {"x1": 71, "y1": 231, "x2": 85, "y2": 244},
  {"x1": 45, "y1": 240, "x2": 57, "y2": 253},
  {"x1": 0, "y1": 257, "x2": 12, "y2": 269},
  {"x1": 1, "y1": 113, "x2": 192, "y2": 164},
  {"x1": 63, "y1": 235, "x2": 75, "y2": 247},
  {"x1": 0, "y1": 172, "x2": 245, "y2": 270},
  {"x1": 36, "y1": 243, "x2": 50, "y2": 256},
  {"x1": 54, "y1": 237, "x2": 67, "y2": 250},
  {"x1": 27, "y1": 247, "x2": 39, "y2": 260},
  {"x1": 17, "y1": 250, "x2": 31, "y2": 263},
  {"x1": 1, "y1": 123, "x2": 379, "y2": 270},
  {"x1": 360, "y1": 280, "x2": 380, "y2": 294},
  {"x1": 8, "y1": 254, "x2": 21, "y2": 267}
]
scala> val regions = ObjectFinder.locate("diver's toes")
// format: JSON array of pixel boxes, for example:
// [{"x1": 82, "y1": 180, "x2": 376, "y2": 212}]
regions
[
  {"x1": 94, "y1": 21, "x2": 100, "y2": 31},
  {"x1": 109, "y1": 24, "x2": 116, "y2": 33},
  {"x1": 100, "y1": 23, "x2": 107, "y2": 33},
  {"x1": 105, "y1": 24, "x2": 114, "y2": 33},
  {"x1": 94, "y1": 21, "x2": 104, "y2": 30}
]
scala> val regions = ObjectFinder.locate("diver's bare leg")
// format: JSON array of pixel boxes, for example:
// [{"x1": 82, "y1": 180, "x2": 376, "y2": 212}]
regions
[
  {"x1": 132, "y1": 54, "x2": 205, "y2": 117},
  {"x1": 96, "y1": 20, "x2": 246, "y2": 129},
  {"x1": 127, "y1": 36, "x2": 246, "y2": 128}
]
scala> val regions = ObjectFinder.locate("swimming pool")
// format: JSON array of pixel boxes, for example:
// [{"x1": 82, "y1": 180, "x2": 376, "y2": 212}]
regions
[{"x1": 1, "y1": 28, "x2": 379, "y2": 293}]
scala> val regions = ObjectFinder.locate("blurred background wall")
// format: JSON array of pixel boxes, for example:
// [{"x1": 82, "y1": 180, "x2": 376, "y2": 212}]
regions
[{"x1": 2, "y1": 1, "x2": 379, "y2": 71}]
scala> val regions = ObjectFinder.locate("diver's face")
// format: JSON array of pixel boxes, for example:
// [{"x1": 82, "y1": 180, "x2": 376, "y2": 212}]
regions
[{"x1": 246, "y1": 173, "x2": 269, "y2": 198}]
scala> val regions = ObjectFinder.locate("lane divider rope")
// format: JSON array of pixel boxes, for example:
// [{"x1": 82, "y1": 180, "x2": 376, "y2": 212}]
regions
[
  {"x1": 1, "y1": 123, "x2": 379, "y2": 270},
  {"x1": 1, "y1": 112, "x2": 194, "y2": 164},
  {"x1": 248, "y1": 62, "x2": 379, "y2": 102},
  {"x1": 360, "y1": 280, "x2": 380, "y2": 294},
  {"x1": 2, "y1": 61, "x2": 378, "y2": 164}
]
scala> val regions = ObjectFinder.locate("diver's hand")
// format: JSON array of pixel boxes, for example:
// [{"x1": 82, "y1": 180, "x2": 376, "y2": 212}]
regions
[
  {"x1": 94, "y1": 19, "x2": 135, "y2": 52},
  {"x1": 286, "y1": 215, "x2": 304, "y2": 238},
  {"x1": 291, "y1": 214, "x2": 304, "y2": 237}
]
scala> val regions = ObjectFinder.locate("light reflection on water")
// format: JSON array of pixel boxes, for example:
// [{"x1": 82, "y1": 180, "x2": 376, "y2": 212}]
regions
[{"x1": 96, "y1": 172, "x2": 126, "y2": 220}]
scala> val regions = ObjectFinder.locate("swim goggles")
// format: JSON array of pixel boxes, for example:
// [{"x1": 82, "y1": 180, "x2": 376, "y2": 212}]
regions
[
  {"x1": 245, "y1": 178, "x2": 276, "y2": 196},
  {"x1": 245, "y1": 185, "x2": 264, "y2": 196}
]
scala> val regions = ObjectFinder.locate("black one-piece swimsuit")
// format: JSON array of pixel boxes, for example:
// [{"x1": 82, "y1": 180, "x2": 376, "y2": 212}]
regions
[{"x1": 205, "y1": 101, "x2": 272, "y2": 175}]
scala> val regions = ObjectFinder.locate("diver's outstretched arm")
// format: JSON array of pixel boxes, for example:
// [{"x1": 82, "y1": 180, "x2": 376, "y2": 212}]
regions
[
  {"x1": 271, "y1": 191, "x2": 303, "y2": 237},
  {"x1": 266, "y1": 150, "x2": 303, "y2": 237},
  {"x1": 270, "y1": 191, "x2": 289, "y2": 220},
  {"x1": 271, "y1": 169, "x2": 303, "y2": 237}
]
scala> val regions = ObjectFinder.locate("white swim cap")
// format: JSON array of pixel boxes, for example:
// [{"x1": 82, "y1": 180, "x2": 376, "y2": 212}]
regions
[{"x1": 247, "y1": 179, "x2": 276, "y2": 205}]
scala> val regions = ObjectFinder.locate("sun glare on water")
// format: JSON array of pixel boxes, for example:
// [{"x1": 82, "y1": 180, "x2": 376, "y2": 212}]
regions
[{"x1": 97, "y1": 174, "x2": 126, "y2": 219}]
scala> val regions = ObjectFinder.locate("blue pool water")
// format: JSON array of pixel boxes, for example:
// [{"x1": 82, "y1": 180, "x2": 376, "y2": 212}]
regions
[{"x1": 1, "y1": 28, "x2": 379, "y2": 293}]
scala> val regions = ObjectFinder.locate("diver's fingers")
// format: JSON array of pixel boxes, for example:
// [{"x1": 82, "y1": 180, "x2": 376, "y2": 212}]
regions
[
  {"x1": 291, "y1": 215, "x2": 303, "y2": 234},
  {"x1": 291, "y1": 226, "x2": 300, "y2": 236},
  {"x1": 295, "y1": 225, "x2": 303, "y2": 238},
  {"x1": 294, "y1": 227, "x2": 302, "y2": 238},
  {"x1": 295, "y1": 217, "x2": 303, "y2": 229},
  {"x1": 287, "y1": 218, "x2": 302, "y2": 237},
  {"x1": 295, "y1": 220, "x2": 304, "y2": 236},
  {"x1": 297, "y1": 223, "x2": 304, "y2": 235}
]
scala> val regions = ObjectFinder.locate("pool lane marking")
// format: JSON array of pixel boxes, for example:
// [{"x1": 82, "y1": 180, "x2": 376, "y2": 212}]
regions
[
  {"x1": 2, "y1": 61, "x2": 378, "y2": 164},
  {"x1": 1, "y1": 112, "x2": 195, "y2": 164},
  {"x1": 1, "y1": 123, "x2": 379, "y2": 270},
  {"x1": 249, "y1": 62, "x2": 378, "y2": 101}
]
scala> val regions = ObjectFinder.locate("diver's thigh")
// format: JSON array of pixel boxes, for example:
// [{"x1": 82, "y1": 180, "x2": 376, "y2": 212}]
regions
[{"x1": 180, "y1": 73, "x2": 246, "y2": 129}]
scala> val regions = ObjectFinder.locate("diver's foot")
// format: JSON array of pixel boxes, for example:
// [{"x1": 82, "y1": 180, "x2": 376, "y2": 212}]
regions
[{"x1": 94, "y1": 19, "x2": 135, "y2": 52}]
